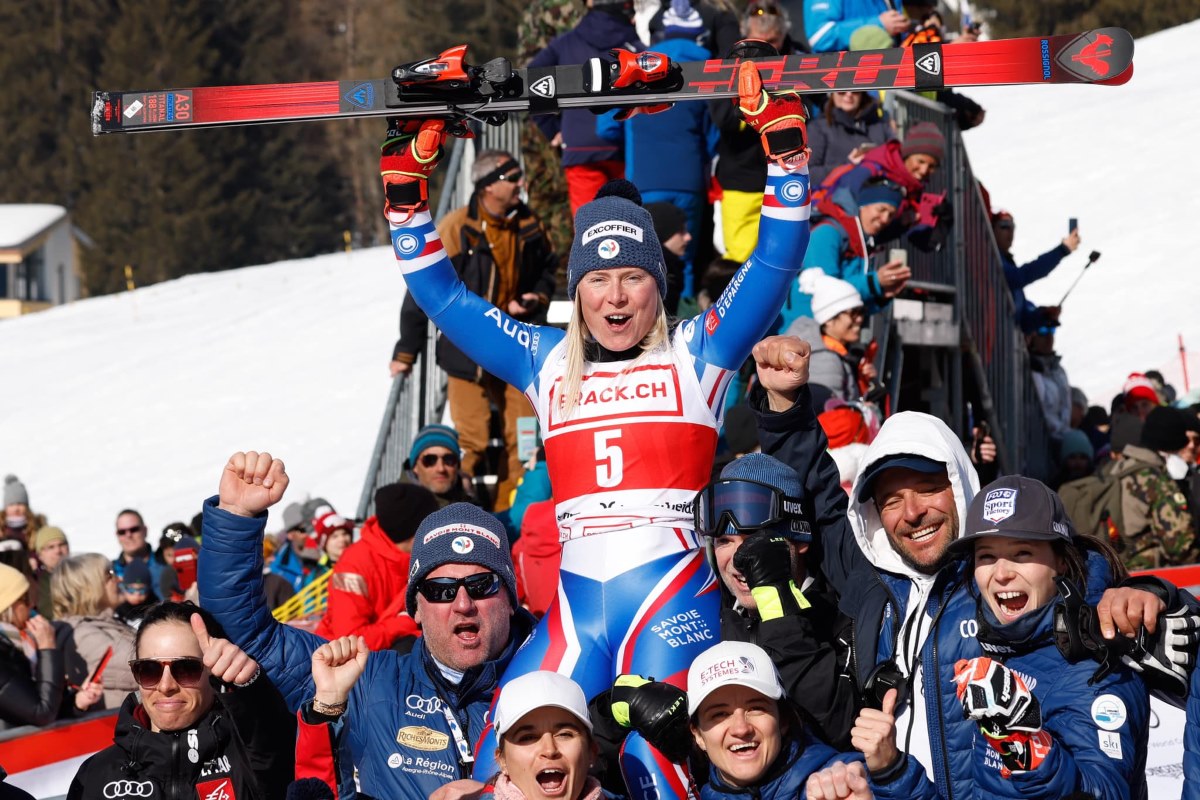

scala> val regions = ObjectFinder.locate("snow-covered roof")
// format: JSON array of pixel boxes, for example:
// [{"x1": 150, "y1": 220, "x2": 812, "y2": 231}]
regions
[{"x1": 0, "y1": 204, "x2": 68, "y2": 250}]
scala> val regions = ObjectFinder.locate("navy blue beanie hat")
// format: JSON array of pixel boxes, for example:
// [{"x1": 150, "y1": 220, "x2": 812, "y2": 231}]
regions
[
  {"x1": 567, "y1": 181, "x2": 667, "y2": 300},
  {"x1": 719, "y1": 454, "x2": 811, "y2": 541},
  {"x1": 856, "y1": 178, "x2": 905, "y2": 209},
  {"x1": 406, "y1": 503, "x2": 518, "y2": 616},
  {"x1": 409, "y1": 424, "x2": 461, "y2": 466}
]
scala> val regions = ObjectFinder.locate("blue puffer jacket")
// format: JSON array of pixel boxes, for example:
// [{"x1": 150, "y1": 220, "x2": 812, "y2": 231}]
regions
[
  {"x1": 965, "y1": 601, "x2": 1148, "y2": 800},
  {"x1": 751, "y1": 392, "x2": 1125, "y2": 799},
  {"x1": 1185, "y1": 666, "x2": 1200, "y2": 800},
  {"x1": 804, "y1": 0, "x2": 890, "y2": 53},
  {"x1": 698, "y1": 735, "x2": 937, "y2": 799},
  {"x1": 197, "y1": 497, "x2": 537, "y2": 799},
  {"x1": 529, "y1": 10, "x2": 642, "y2": 168},
  {"x1": 595, "y1": 37, "x2": 719, "y2": 195},
  {"x1": 1000, "y1": 244, "x2": 1069, "y2": 333}
]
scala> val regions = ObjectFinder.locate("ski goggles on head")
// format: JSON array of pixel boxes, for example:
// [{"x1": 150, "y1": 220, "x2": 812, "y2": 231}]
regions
[{"x1": 693, "y1": 478, "x2": 810, "y2": 540}]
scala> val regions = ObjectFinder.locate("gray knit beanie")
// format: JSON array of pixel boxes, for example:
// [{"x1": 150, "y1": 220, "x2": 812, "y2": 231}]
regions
[
  {"x1": 567, "y1": 181, "x2": 667, "y2": 300},
  {"x1": 3, "y1": 476, "x2": 28, "y2": 508},
  {"x1": 406, "y1": 503, "x2": 517, "y2": 616}
]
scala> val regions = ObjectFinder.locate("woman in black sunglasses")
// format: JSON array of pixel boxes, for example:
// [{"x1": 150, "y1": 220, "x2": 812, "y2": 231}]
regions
[{"x1": 68, "y1": 602, "x2": 295, "y2": 800}]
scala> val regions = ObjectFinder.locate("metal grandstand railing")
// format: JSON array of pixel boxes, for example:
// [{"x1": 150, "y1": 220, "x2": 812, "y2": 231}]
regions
[
  {"x1": 887, "y1": 90, "x2": 1053, "y2": 480},
  {"x1": 357, "y1": 94, "x2": 1060, "y2": 517},
  {"x1": 356, "y1": 116, "x2": 526, "y2": 521}
]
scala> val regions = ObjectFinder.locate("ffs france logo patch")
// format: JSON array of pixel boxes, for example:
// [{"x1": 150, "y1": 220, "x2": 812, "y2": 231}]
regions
[{"x1": 982, "y1": 488, "x2": 1018, "y2": 523}]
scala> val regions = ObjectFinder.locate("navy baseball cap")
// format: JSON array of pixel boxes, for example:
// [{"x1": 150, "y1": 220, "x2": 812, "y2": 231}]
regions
[
  {"x1": 856, "y1": 454, "x2": 948, "y2": 503},
  {"x1": 951, "y1": 475, "x2": 1074, "y2": 552}
]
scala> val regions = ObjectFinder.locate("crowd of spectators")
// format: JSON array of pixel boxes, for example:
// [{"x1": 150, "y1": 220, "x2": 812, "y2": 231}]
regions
[{"x1": 2, "y1": 3, "x2": 1199, "y2": 800}]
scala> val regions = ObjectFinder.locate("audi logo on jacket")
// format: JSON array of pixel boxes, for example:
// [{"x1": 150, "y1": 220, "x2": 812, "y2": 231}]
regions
[{"x1": 67, "y1": 684, "x2": 296, "y2": 800}]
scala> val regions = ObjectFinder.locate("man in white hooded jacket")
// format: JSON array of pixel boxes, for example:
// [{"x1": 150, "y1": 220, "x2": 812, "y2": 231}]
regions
[{"x1": 744, "y1": 334, "x2": 1173, "y2": 799}]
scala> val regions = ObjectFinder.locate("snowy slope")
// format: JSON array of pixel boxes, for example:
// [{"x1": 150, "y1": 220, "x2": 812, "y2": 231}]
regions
[
  {"x1": 964, "y1": 20, "x2": 1200, "y2": 406},
  {"x1": 0, "y1": 247, "x2": 405, "y2": 556}
]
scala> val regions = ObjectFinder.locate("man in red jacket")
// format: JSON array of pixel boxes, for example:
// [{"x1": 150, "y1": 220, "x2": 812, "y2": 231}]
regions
[{"x1": 315, "y1": 483, "x2": 441, "y2": 652}]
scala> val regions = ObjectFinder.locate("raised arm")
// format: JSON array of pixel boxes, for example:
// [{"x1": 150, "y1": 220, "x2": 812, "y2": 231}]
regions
[
  {"x1": 197, "y1": 451, "x2": 329, "y2": 710},
  {"x1": 687, "y1": 63, "x2": 812, "y2": 371},
  {"x1": 381, "y1": 119, "x2": 560, "y2": 392}
]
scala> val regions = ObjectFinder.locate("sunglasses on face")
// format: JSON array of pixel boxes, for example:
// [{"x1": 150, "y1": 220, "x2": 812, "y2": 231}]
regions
[
  {"x1": 419, "y1": 452, "x2": 460, "y2": 468},
  {"x1": 129, "y1": 657, "x2": 206, "y2": 689},
  {"x1": 417, "y1": 572, "x2": 502, "y2": 603},
  {"x1": 495, "y1": 170, "x2": 523, "y2": 183},
  {"x1": 120, "y1": 582, "x2": 148, "y2": 594},
  {"x1": 117, "y1": 526, "x2": 144, "y2": 537}
]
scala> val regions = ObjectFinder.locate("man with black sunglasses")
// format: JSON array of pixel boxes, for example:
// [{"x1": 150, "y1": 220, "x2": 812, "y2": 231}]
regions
[
  {"x1": 112, "y1": 508, "x2": 164, "y2": 598},
  {"x1": 198, "y1": 450, "x2": 536, "y2": 800},
  {"x1": 404, "y1": 423, "x2": 478, "y2": 507},
  {"x1": 392, "y1": 145, "x2": 558, "y2": 513}
]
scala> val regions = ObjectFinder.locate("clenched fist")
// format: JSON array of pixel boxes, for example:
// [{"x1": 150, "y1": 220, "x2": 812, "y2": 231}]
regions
[{"x1": 218, "y1": 451, "x2": 289, "y2": 518}]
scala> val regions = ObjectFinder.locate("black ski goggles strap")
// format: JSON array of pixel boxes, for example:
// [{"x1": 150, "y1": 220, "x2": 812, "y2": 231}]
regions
[{"x1": 693, "y1": 478, "x2": 807, "y2": 537}]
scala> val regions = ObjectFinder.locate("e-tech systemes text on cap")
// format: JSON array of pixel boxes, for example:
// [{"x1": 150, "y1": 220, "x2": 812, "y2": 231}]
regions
[{"x1": 687, "y1": 640, "x2": 783, "y2": 716}]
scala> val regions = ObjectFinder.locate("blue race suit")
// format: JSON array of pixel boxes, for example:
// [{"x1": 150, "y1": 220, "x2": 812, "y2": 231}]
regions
[{"x1": 390, "y1": 163, "x2": 811, "y2": 798}]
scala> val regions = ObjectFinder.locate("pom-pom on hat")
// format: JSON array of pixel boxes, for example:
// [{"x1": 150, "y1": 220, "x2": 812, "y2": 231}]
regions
[
  {"x1": 3, "y1": 475, "x2": 28, "y2": 508},
  {"x1": 405, "y1": 503, "x2": 517, "y2": 616},
  {"x1": 1123, "y1": 373, "x2": 1161, "y2": 410},
  {"x1": 567, "y1": 180, "x2": 667, "y2": 300},
  {"x1": 799, "y1": 268, "x2": 863, "y2": 326},
  {"x1": 900, "y1": 121, "x2": 946, "y2": 163}
]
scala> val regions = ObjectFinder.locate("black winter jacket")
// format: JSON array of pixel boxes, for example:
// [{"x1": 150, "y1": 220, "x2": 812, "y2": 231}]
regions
[
  {"x1": 394, "y1": 195, "x2": 558, "y2": 382},
  {"x1": 0, "y1": 636, "x2": 63, "y2": 731},
  {"x1": 718, "y1": 574, "x2": 861, "y2": 749},
  {"x1": 67, "y1": 681, "x2": 295, "y2": 800}
]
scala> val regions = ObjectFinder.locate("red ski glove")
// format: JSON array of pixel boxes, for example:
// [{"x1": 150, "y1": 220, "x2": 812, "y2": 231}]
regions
[
  {"x1": 954, "y1": 657, "x2": 1053, "y2": 777},
  {"x1": 380, "y1": 118, "x2": 451, "y2": 223},
  {"x1": 736, "y1": 60, "x2": 809, "y2": 170}
]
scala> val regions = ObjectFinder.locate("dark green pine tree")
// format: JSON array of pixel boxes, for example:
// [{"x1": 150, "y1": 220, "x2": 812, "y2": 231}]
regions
[{"x1": 979, "y1": 0, "x2": 1200, "y2": 39}]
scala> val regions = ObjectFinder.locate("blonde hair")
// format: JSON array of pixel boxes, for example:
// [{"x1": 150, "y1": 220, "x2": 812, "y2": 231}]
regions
[
  {"x1": 557, "y1": 293, "x2": 671, "y2": 419},
  {"x1": 51, "y1": 553, "x2": 113, "y2": 618}
]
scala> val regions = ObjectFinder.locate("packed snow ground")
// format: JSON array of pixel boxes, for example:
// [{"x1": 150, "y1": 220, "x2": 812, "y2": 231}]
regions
[
  {"x1": 965, "y1": 20, "x2": 1200, "y2": 406},
  {"x1": 0, "y1": 247, "x2": 403, "y2": 554},
  {"x1": 2, "y1": 22, "x2": 1196, "y2": 557}
]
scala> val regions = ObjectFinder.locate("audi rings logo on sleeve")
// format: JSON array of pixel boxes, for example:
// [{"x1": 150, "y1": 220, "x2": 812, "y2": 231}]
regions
[
  {"x1": 778, "y1": 180, "x2": 806, "y2": 205},
  {"x1": 104, "y1": 781, "x2": 155, "y2": 798},
  {"x1": 394, "y1": 233, "x2": 421, "y2": 255},
  {"x1": 406, "y1": 694, "x2": 445, "y2": 715}
]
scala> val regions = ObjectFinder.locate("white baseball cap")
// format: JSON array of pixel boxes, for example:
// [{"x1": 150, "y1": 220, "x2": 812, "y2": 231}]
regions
[
  {"x1": 687, "y1": 641, "x2": 784, "y2": 716},
  {"x1": 494, "y1": 671, "x2": 593, "y2": 737}
]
